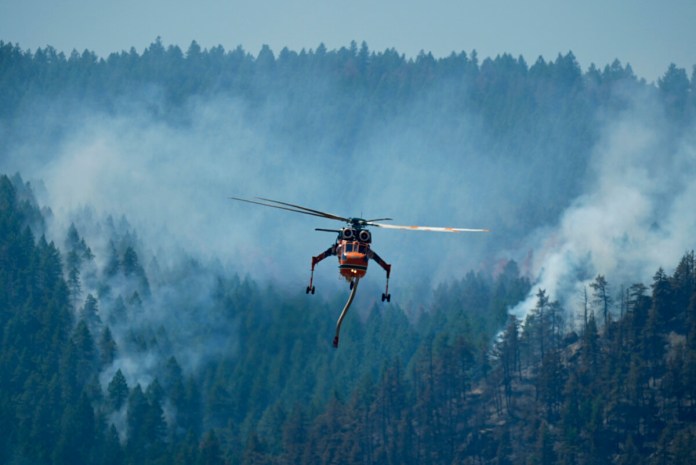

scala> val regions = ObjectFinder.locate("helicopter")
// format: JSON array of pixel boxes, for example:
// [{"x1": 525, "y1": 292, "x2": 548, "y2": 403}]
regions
[{"x1": 230, "y1": 197, "x2": 489, "y2": 347}]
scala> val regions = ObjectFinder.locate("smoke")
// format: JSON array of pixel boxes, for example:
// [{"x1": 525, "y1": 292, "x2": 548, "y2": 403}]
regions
[
  {"x1": 0, "y1": 73, "x2": 533, "y2": 397},
  {"x1": 510, "y1": 89, "x2": 696, "y2": 324},
  {"x1": 5, "y1": 57, "x2": 691, "y2": 385},
  {"x1": 3, "y1": 81, "x2": 516, "y2": 304}
]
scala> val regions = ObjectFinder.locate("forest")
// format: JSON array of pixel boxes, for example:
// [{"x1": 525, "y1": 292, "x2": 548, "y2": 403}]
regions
[{"x1": 1, "y1": 39, "x2": 696, "y2": 464}]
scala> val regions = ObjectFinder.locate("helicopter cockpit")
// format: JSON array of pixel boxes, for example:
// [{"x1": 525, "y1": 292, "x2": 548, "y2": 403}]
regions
[{"x1": 344, "y1": 242, "x2": 368, "y2": 254}]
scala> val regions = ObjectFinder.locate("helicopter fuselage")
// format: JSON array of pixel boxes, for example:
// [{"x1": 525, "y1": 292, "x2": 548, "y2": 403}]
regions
[
  {"x1": 330, "y1": 227, "x2": 373, "y2": 281},
  {"x1": 336, "y1": 239, "x2": 369, "y2": 280}
]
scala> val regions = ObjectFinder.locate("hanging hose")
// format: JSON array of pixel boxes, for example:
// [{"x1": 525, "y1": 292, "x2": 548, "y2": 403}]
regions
[{"x1": 333, "y1": 278, "x2": 359, "y2": 348}]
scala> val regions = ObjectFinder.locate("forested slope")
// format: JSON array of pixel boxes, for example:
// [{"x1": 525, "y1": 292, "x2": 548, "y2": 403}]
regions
[
  {"x1": 3, "y1": 172, "x2": 696, "y2": 464},
  {"x1": 0, "y1": 173, "x2": 527, "y2": 464},
  {"x1": 2, "y1": 40, "x2": 696, "y2": 464}
]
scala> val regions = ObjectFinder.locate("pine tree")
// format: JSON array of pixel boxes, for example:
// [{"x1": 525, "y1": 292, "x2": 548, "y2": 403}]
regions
[
  {"x1": 54, "y1": 393, "x2": 96, "y2": 465},
  {"x1": 497, "y1": 315, "x2": 521, "y2": 410},
  {"x1": 537, "y1": 348, "x2": 565, "y2": 421},
  {"x1": 242, "y1": 430, "x2": 271, "y2": 465},
  {"x1": 590, "y1": 275, "x2": 611, "y2": 328},
  {"x1": 282, "y1": 405, "x2": 308, "y2": 464},
  {"x1": 108, "y1": 369, "x2": 129, "y2": 411},
  {"x1": 145, "y1": 379, "x2": 168, "y2": 448},
  {"x1": 81, "y1": 293, "x2": 101, "y2": 329},
  {"x1": 99, "y1": 326, "x2": 117, "y2": 367},
  {"x1": 198, "y1": 430, "x2": 226, "y2": 465},
  {"x1": 671, "y1": 251, "x2": 695, "y2": 319},
  {"x1": 66, "y1": 250, "x2": 82, "y2": 309},
  {"x1": 105, "y1": 241, "x2": 120, "y2": 278},
  {"x1": 126, "y1": 384, "x2": 149, "y2": 462},
  {"x1": 100, "y1": 424, "x2": 124, "y2": 465}
]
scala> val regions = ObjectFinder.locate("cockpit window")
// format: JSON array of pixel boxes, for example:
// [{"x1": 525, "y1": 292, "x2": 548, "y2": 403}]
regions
[{"x1": 345, "y1": 244, "x2": 353, "y2": 252}]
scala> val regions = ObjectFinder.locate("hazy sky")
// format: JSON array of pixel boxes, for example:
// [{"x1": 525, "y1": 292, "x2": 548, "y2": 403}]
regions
[{"x1": 1, "y1": 0, "x2": 694, "y2": 82}]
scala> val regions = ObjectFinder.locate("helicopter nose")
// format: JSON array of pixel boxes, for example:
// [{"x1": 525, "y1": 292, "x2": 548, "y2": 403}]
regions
[
  {"x1": 344, "y1": 252, "x2": 367, "y2": 262},
  {"x1": 345, "y1": 251, "x2": 364, "y2": 257}
]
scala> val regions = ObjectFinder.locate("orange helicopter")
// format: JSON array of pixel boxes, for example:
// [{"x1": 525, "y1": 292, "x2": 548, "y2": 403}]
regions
[{"x1": 230, "y1": 197, "x2": 489, "y2": 347}]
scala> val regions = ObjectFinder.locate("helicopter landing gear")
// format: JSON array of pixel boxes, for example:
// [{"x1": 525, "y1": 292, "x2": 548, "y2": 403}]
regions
[
  {"x1": 367, "y1": 248, "x2": 391, "y2": 303},
  {"x1": 306, "y1": 259, "x2": 317, "y2": 295},
  {"x1": 306, "y1": 266, "x2": 316, "y2": 294},
  {"x1": 307, "y1": 245, "x2": 337, "y2": 296}
]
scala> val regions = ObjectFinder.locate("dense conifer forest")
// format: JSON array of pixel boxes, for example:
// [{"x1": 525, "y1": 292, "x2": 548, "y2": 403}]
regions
[{"x1": 1, "y1": 40, "x2": 696, "y2": 464}]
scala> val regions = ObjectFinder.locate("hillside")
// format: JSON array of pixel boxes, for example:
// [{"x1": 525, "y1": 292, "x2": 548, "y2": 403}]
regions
[
  {"x1": 3, "y1": 173, "x2": 696, "y2": 464},
  {"x1": 1, "y1": 41, "x2": 696, "y2": 464}
]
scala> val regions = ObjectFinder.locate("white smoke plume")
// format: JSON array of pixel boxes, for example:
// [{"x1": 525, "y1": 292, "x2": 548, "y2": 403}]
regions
[{"x1": 510, "y1": 90, "x2": 696, "y2": 325}]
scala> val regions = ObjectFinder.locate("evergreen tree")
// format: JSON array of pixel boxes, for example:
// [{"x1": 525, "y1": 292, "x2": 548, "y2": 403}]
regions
[
  {"x1": 198, "y1": 430, "x2": 226, "y2": 465},
  {"x1": 100, "y1": 424, "x2": 125, "y2": 465},
  {"x1": 99, "y1": 326, "x2": 117, "y2": 367},
  {"x1": 658, "y1": 63, "x2": 691, "y2": 121},
  {"x1": 496, "y1": 314, "x2": 521, "y2": 410},
  {"x1": 590, "y1": 274, "x2": 611, "y2": 328},
  {"x1": 54, "y1": 393, "x2": 96, "y2": 465},
  {"x1": 81, "y1": 293, "x2": 102, "y2": 329},
  {"x1": 126, "y1": 384, "x2": 149, "y2": 462},
  {"x1": 105, "y1": 241, "x2": 120, "y2": 278},
  {"x1": 145, "y1": 379, "x2": 168, "y2": 442},
  {"x1": 651, "y1": 267, "x2": 674, "y2": 330},
  {"x1": 71, "y1": 319, "x2": 98, "y2": 386},
  {"x1": 108, "y1": 369, "x2": 129, "y2": 411}
]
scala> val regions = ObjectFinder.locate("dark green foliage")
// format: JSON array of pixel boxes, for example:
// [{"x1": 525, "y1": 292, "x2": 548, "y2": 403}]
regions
[
  {"x1": 125, "y1": 385, "x2": 150, "y2": 461},
  {"x1": 590, "y1": 274, "x2": 611, "y2": 328},
  {"x1": 1, "y1": 40, "x2": 695, "y2": 463},
  {"x1": 99, "y1": 326, "x2": 117, "y2": 366},
  {"x1": 0, "y1": 176, "x2": 74, "y2": 464},
  {"x1": 197, "y1": 430, "x2": 225, "y2": 465},
  {"x1": 65, "y1": 223, "x2": 95, "y2": 310},
  {"x1": 0, "y1": 172, "x2": 536, "y2": 463},
  {"x1": 54, "y1": 393, "x2": 96, "y2": 465},
  {"x1": 108, "y1": 369, "x2": 129, "y2": 410},
  {"x1": 2, "y1": 170, "x2": 696, "y2": 464}
]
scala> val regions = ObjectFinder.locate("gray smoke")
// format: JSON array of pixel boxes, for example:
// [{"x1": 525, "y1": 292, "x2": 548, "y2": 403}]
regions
[
  {"x1": 4, "y1": 52, "x2": 689, "y2": 385},
  {"x1": 510, "y1": 88, "x2": 696, "y2": 325},
  {"x1": 4, "y1": 85, "x2": 509, "y2": 305}
]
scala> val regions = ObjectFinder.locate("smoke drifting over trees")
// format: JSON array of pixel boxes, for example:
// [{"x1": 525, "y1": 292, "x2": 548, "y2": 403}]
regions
[{"x1": 1, "y1": 39, "x2": 696, "y2": 463}]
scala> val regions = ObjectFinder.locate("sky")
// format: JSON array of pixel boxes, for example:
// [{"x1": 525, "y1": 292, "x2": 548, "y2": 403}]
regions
[{"x1": 1, "y1": 0, "x2": 695, "y2": 83}]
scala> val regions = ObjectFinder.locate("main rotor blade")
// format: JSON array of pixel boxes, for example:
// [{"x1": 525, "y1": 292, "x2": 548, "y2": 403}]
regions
[
  {"x1": 256, "y1": 197, "x2": 349, "y2": 222},
  {"x1": 368, "y1": 222, "x2": 490, "y2": 233},
  {"x1": 363, "y1": 217, "x2": 393, "y2": 223},
  {"x1": 229, "y1": 196, "x2": 348, "y2": 222}
]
